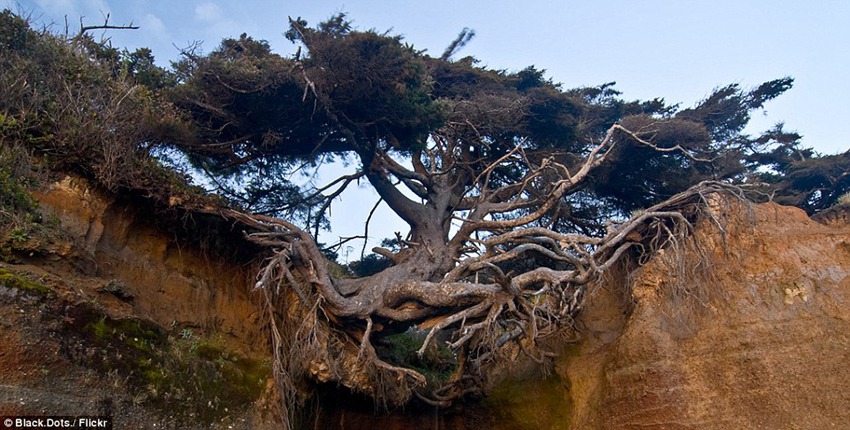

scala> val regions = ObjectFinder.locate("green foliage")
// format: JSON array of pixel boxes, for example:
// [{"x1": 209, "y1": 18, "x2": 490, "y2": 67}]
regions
[
  {"x1": 0, "y1": 161, "x2": 45, "y2": 258},
  {"x1": 121, "y1": 47, "x2": 176, "y2": 91},
  {"x1": 587, "y1": 79, "x2": 796, "y2": 215},
  {"x1": 169, "y1": 336, "x2": 270, "y2": 421},
  {"x1": 677, "y1": 78, "x2": 793, "y2": 141},
  {"x1": 588, "y1": 115, "x2": 719, "y2": 213},
  {"x1": 294, "y1": 19, "x2": 442, "y2": 148},
  {"x1": 348, "y1": 253, "x2": 392, "y2": 277},
  {"x1": 739, "y1": 122, "x2": 848, "y2": 214},
  {"x1": 0, "y1": 10, "x2": 195, "y2": 205},
  {"x1": 770, "y1": 150, "x2": 850, "y2": 213},
  {"x1": 67, "y1": 305, "x2": 268, "y2": 424},
  {"x1": 168, "y1": 14, "x2": 808, "y2": 232},
  {"x1": 170, "y1": 20, "x2": 444, "y2": 219},
  {"x1": 0, "y1": 166, "x2": 37, "y2": 212},
  {"x1": 377, "y1": 329, "x2": 457, "y2": 388},
  {"x1": 0, "y1": 141, "x2": 71, "y2": 260},
  {"x1": 0, "y1": 267, "x2": 51, "y2": 295}
]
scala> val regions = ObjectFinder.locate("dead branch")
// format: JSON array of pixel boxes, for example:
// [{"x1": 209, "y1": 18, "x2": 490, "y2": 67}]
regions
[{"x1": 77, "y1": 13, "x2": 138, "y2": 38}]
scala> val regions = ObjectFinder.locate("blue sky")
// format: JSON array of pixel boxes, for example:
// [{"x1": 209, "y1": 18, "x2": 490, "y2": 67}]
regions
[{"x1": 7, "y1": 0, "x2": 850, "y2": 253}]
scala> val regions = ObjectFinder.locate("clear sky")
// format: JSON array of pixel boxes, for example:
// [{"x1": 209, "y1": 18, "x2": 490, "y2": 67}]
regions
[{"x1": 7, "y1": 0, "x2": 850, "y2": 255}]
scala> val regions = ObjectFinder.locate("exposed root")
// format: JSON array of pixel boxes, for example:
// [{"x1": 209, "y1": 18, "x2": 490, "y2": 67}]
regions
[{"x1": 218, "y1": 130, "x2": 754, "y2": 423}]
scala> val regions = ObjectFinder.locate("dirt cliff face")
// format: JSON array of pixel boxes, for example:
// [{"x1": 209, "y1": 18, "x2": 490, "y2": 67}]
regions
[
  {"x1": 1, "y1": 176, "x2": 273, "y2": 428},
  {"x1": 564, "y1": 199, "x2": 850, "y2": 429},
  {"x1": 32, "y1": 176, "x2": 264, "y2": 350}
]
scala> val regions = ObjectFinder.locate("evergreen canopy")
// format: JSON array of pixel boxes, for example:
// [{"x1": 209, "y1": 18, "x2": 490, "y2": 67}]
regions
[{"x1": 168, "y1": 15, "x2": 812, "y2": 235}]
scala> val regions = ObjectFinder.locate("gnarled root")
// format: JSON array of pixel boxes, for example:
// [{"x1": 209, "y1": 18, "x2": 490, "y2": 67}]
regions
[{"x1": 228, "y1": 181, "x2": 748, "y2": 424}]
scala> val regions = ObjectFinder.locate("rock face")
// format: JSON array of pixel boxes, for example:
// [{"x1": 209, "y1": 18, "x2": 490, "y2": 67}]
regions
[
  {"x1": 33, "y1": 176, "x2": 264, "y2": 353},
  {"x1": 563, "y1": 199, "x2": 850, "y2": 429}
]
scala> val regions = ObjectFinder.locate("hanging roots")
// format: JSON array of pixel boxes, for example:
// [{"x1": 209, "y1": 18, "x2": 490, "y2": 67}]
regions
[{"x1": 224, "y1": 180, "x2": 753, "y2": 425}]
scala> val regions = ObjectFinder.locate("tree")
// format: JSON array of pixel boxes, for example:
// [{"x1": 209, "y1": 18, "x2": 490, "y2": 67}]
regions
[
  {"x1": 770, "y1": 151, "x2": 850, "y2": 213},
  {"x1": 165, "y1": 14, "x2": 800, "y2": 422},
  {"x1": 4, "y1": 8, "x2": 845, "y2": 427}
]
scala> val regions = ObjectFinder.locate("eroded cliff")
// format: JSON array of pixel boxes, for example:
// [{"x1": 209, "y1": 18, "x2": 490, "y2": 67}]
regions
[
  {"x1": 2, "y1": 178, "x2": 849, "y2": 429},
  {"x1": 1, "y1": 176, "x2": 273, "y2": 428},
  {"x1": 563, "y1": 200, "x2": 850, "y2": 429}
]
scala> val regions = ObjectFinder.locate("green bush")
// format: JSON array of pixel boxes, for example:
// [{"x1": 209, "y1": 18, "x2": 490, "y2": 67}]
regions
[
  {"x1": 0, "y1": 10, "x2": 196, "y2": 203},
  {"x1": 0, "y1": 165, "x2": 40, "y2": 256}
]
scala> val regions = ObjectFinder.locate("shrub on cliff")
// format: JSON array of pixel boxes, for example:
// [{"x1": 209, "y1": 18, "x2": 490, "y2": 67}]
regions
[{"x1": 0, "y1": 10, "x2": 195, "y2": 203}]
